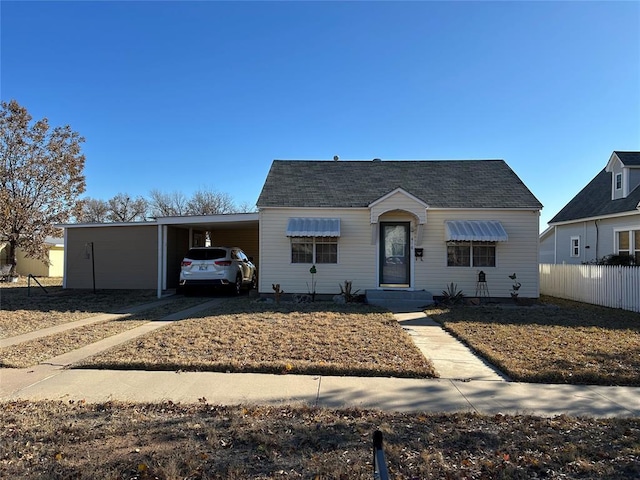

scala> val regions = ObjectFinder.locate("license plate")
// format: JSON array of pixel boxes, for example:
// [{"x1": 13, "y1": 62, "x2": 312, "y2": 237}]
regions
[{"x1": 198, "y1": 265, "x2": 208, "y2": 271}]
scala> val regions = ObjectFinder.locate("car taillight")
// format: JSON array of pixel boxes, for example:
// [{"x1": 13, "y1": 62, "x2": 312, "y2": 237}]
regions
[
  {"x1": 181, "y1": 261, "x2": 192, "y2": 267},
  {"x1": 214, "y1": 260, "x2": 232, "y2": 266}
]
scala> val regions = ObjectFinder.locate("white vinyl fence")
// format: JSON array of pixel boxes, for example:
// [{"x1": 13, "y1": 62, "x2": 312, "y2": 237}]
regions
[{"x1": 539, "y1": 263, "x2": 640, "y2": 313}]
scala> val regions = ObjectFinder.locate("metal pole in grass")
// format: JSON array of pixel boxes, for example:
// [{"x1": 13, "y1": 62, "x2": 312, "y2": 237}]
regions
[
  {"x1": 373, "y1": 430, "x2": 390, "y2": 480},
  {"x1": 27, "y1": 274, "x2": 48, "y2": 297}
]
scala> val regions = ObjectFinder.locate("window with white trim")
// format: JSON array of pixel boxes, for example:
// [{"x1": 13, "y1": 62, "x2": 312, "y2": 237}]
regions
[
  {"x1": 616, "y1": 230, "x2": 639, "y2": 264},
  {"x1": 447, "y1": 242, "x2": 496, "y2": 267},
  {"x1": 291, "y1": 237, "x2": 338, "y2": 264},
  {"x1": 615, "y1": 173, "x2": 622, "y2": 190},
  {"x1": 570, "y1": 236, "x2": 580, "y2": 257}
]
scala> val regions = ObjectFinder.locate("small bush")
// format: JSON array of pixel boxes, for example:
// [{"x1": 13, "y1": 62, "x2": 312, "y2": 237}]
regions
[{"x1": 441, "y1": 282, "x2": 464, "y2": 306}]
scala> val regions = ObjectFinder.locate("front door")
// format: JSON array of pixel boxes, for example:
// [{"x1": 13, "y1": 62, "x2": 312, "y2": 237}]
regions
[{"x1": 379, "y1": 222, "x2": 410, "y2": 287}]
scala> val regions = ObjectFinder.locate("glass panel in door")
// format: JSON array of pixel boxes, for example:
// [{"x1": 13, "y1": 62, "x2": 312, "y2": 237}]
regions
[{"x1": 380, "y1": 222, "x2": 410, "y2": 286}]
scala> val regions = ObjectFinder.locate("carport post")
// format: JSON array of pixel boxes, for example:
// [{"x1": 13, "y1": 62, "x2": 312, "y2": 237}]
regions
[{"x1": 157, "y1": 224, "x2": 163, "y2": 298}]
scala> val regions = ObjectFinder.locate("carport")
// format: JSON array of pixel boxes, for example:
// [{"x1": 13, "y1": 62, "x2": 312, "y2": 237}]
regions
[
  {"x1": 60, "y1": 213, "x2": 259, "y2": 298},
  {"x1": 155, "y1": 214, "x2": 259, "y2": 297}
]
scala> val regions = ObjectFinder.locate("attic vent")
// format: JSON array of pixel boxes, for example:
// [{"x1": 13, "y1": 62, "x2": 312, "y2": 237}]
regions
[
  {"x1": 373, "y1": 158, "x2": 381, "y2": 162},
  {"x1": 333, "y1": 155, "x2": 339, "y2": 161}
]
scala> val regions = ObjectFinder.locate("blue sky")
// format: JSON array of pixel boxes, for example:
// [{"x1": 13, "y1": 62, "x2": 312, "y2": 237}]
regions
[{"x1": 2, "y1": 1, "x2": 639, "y2": 229}]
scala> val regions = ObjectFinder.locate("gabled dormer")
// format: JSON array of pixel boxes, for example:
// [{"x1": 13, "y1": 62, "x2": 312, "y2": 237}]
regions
[{"x1": 605, "y1": 151, "x2": 640, "y2": 200}]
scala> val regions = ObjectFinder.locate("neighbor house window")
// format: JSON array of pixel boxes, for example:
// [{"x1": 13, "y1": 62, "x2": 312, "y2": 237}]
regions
[
  {"x1": 615, "y1": 173, "x2": 622, "y2": 190},
  {"x1": 570, "y1": 236, "x2": 580, "y2": 257},
  {"x1": 291, "y1": 237, "x2": 338, "y2": 264},
  {"x1": 617, "y1": 231, "x2": 629, "y2": 256},
  {"x1": 616, "y1": 230, "x2": 639, "y2": 264},
  {"x1": 447, "y1": 242, "x2": 496, "y2": 267}
]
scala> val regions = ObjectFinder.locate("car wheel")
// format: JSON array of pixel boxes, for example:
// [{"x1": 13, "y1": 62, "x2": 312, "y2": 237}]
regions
[
  {"x1": 250, "y1": 272, "x2": 257, "y2": 290},
  {"x1": 232, "y1": 275, "x2": 242, "y2": 296}
]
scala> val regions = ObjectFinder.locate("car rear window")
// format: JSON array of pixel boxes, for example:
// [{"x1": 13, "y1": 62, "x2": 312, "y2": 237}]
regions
[{"x1": 185, "y1": 249, "x2": 227, "y2": 260}]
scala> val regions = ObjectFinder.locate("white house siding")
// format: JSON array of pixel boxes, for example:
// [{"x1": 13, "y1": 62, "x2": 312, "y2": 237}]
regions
[
  {"x1": 260, "y1": 207, "x2": 540, "y2": 298},
  {"x1": 259, "y1": 208, "x2": 375, "y2": 295},
  {"x1": 65, "y1": 225, "x2": 158, "y2": 289},
  {"x1": 420, "y1": 209, "x2": 540, "y2": 298},
  {"x1": 539, "y1": 230, "x2": 556, "y2": 264},
  {"x1": 610, "y1": 158, "x2": 624, "y2": 200},
  {"x1": 540, "y1": 214, "x2": 640, "y2": 265},
  {"x1": 370, "y1": 190, "x2": 427, "y2": 230}
]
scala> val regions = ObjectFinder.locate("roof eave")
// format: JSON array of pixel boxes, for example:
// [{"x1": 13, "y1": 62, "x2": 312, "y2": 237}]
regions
[{"x1": 548, "y1": 209, "x2": 640, "y2": 227}]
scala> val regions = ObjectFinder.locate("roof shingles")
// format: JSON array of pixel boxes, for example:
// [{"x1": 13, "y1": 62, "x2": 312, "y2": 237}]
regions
[
  {"x1": 549, "y1": 168, "x2": 640, "y2": 223},
  {"x1": 257, "y1": 160, "x2": 542, "y2": 210},
  {"x1": 615, "y1": 151, "x2": 640, "y2": 167}
]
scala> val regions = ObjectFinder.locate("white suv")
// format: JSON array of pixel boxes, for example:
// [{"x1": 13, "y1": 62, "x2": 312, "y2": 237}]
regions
[{"x1": 179, "y1": 246, "x2": 257, "y2": 295}]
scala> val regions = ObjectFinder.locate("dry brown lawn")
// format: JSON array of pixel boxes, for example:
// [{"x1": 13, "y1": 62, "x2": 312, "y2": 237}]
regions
[
  {"x1": 77, "y1": 298, "x2": 437, "y2": 378},
  {"x1": 0, "y1": 277, "x2": 159, "y2": 338},
  {"x1": 426, "y1": 295, "x2": 640, "y2": 386},
  {"x1": 2, "y1": 291, "x2": 640, "y2": 478},
  {"x1": 1, "y1": 279, "x2": 212, "y2": 367},
  {"x1": 1, "y1": 400, "x2": 638, "y2": 479}
]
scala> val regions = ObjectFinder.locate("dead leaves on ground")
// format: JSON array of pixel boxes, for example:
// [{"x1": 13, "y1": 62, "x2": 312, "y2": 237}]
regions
[{"x1": 1, "y1": 400, "x2": 639, "y2": 479}]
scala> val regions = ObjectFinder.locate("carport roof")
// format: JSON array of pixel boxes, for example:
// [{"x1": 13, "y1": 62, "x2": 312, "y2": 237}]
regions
[{"x1": 58, "y1": 213, "x2": 259, "y2": 230}]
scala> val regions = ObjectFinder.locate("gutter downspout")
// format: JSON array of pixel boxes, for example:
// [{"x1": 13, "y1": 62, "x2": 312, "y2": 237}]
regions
[
  {"x1": 584, "y1": 221, "x2": 587, "y2": 262},
  {"x1": 595, "y1": 220, "x2": 599, "y2": 260},
  {"x1": 553, "y1": 226, "x2": 557, "y2": 264}
]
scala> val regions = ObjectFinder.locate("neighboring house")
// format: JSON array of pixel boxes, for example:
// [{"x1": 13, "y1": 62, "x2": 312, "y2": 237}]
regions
[
  {"x1": 0, "y1": 237, "x2": 64, "y2": 277},
  {"x1": 540, "y1": 151, "x2": 640, "y2": 265},
  {"x1": 256, "y1": 159, "x2": 542, "y2": 299}
]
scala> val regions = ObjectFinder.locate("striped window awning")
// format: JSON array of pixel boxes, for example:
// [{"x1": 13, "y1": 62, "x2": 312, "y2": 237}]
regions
[
  {"x1": 445, "y1": 220, "x2": 508, "y2": 242},
  {"x1": 286, "y1": 218, "x2": 341, "y2": 237}
]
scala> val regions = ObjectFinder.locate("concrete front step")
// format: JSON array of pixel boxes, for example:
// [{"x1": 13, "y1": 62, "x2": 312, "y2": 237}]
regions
[{"x1": 365, "y1": 289, "x2": 434, "y2": 312}]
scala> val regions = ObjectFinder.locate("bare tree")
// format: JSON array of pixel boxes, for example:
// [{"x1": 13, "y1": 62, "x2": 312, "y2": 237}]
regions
[
  {"x1": 148, "y1": 189, "x2": 189, "y2": 217},
  {"x1": 186, "y1": 189, "x2": 235, "y2": 215},
  {"x1": 235, "y1": 200, "x2": 257, "y2": 213},
  {"x1": 0, "y1": 100, "x2": 85, "y2": 275},
  {"x1": 77, "y1": 197, "x2": 109, "y2": 223},
  {"x1": 107, "y1": 193, "x2": 148, "y2": 222}
]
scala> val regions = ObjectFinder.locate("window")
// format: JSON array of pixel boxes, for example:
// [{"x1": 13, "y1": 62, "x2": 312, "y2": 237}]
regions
[
  {"x1": 617, "y1": 231, "x2": 630, "y2": 256},
  {"x1": 473, "y1": 245, "x2": 496, "y2": 267},
  {"x1": 570, "y1": 236, "x2": 580, "y2": 257},
  {"x1": 291, "y1": 238, "x2": 313, "y2": 263},
  {"x1": 447, "y1": 242, "x2": 495, "y2": 267},
  {"x1": 616, "y1": 173, "x2": 622, "y2": 190},
  {"x1": 315, "y1": 237, "x2": 338, "y2": 263},
  {"x1": 291, "y1": 237, "x2": 337, "y2": 264},
  {"x1": 616, "y1": 230, "x2": 639, "y2": 264}
]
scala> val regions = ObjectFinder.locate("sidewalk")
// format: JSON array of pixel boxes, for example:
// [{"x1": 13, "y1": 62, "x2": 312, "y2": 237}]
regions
[{"x1": 1, "y1": 307, "x2": 638, "y2": 418}]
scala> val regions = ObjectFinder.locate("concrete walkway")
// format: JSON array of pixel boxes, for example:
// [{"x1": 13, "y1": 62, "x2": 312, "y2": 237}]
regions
[
  {"x1": 1, "y1": 305, "x2": 638, "y2": 418},
  {"x1": 395, "y1": 312, "x2": 507, "y2": 382},
  {"x1": 0, "y1": 297, "x2": 180, "y2": 348}
]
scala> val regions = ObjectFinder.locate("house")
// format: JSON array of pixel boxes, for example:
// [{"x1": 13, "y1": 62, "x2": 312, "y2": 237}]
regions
[
  {"x1": 0, "y1": 237, "x2": 64, "y2": 277},
  {"x1": 539, "y1": 151, "x2": 640, "y2": 265},
  {"x1": 58, "y1": 158, "x2": 542, "y2": 300},
  {"x1": 256, "y1": 159, "x2": 542, "y2": 299}
]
